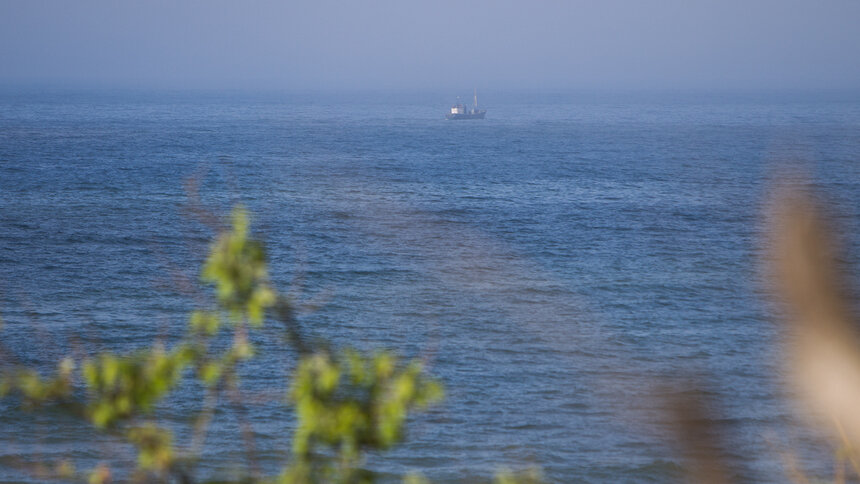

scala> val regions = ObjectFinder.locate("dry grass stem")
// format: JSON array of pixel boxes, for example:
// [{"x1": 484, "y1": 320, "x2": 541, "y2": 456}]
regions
[{"x1": 771, "y1": 188, "x2": 860, "y2": 461}]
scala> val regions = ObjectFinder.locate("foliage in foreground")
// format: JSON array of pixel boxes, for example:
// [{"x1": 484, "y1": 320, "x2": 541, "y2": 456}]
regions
[
  {"x1": 6, "y1": 185, "x2": 860, "y2": 483},
  {"x1": 0, "y1": 207, "x2": 484, "y2": 483}
]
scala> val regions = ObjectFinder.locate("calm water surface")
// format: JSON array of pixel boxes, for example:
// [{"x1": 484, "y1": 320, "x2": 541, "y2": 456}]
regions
[{"x1": 1, "y1": 90, "x2": 859, "y2": 482}]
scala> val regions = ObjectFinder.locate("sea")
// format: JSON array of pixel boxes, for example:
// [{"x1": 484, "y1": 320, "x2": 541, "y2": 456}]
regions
[{"x1": 1, "y1": 89, "x2": 859, "y2": 482}]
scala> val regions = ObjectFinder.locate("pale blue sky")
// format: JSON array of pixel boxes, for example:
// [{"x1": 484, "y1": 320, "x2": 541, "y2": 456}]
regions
[{"x1": 1, "y1": 0, "x2": 858, "y2": 89}]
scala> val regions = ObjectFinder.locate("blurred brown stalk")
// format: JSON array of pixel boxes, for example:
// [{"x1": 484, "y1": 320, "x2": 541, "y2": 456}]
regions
[{"x1": 771, "y1": 189, "x2": 860, "y2": 449}]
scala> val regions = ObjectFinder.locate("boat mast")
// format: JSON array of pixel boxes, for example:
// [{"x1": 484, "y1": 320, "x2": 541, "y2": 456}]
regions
[{"x1": 474, "y1": 88, "x2": 478, "y2": 109}]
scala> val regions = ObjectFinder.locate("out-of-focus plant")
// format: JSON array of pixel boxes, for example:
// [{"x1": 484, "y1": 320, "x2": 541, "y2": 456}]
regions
[
  {"x1": 283, "y1": 350, "x2": 443, "y2": 482},
  {"x1": 0, "y1": 206, "x2": 446, "y2": 483},
  {"x1": 659, "y1": 186, "x2": 860, "y2": 484},
  {"x1": 9, "y1": 181, "x2": 860, "y2": 483},
  {"x1": 83, "y1": 345, "x2": 195, "y2": 428},
  {"x1": 769, "y1": 188, "x2": 860, "y2": 482}
]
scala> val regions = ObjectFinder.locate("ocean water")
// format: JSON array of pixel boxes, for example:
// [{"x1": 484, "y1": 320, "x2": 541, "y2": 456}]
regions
[{"x1": 1, "y1": 89, "x2": 859, "y2": 482}]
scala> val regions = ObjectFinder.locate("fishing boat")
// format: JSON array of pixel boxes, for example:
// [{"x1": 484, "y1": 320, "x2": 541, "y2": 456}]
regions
[{"x1": 446, "y1": 89, "x2": 486, "y2": 120}]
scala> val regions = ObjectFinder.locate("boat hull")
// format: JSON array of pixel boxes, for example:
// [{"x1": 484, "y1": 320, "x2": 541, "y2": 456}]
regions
[{"x1": 446, "y1": 111, "x2": 486, "y2": 120}]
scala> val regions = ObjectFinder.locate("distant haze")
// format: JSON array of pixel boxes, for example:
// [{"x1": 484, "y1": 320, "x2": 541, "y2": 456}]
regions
[{"x1": 1, "y1": 0, "x2": 859, "y2": 90}]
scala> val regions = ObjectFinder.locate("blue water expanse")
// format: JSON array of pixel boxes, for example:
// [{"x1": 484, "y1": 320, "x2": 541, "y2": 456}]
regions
[{"x1": 1, "y1": 89, "x2": 859, "y2": 482}]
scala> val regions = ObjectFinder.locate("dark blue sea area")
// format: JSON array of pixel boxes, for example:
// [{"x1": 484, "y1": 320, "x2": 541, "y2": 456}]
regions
[{"x1": 1, "y1": 89, "x2": 859, "y2": 482}]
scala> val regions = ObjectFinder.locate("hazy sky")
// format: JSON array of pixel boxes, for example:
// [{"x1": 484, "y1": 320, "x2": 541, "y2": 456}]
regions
[{"x1": 1, "y1": 0, "x2": 858, "y2": 90}]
